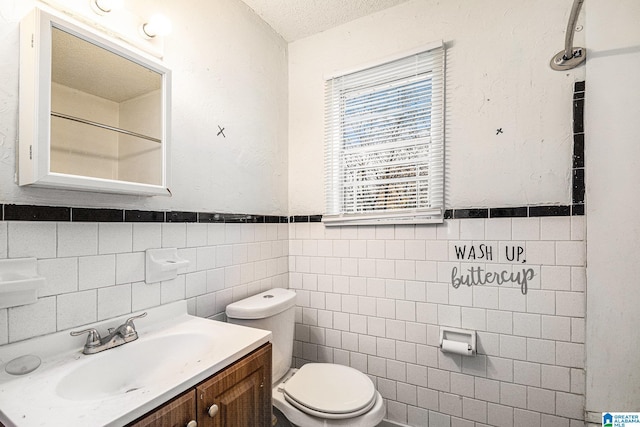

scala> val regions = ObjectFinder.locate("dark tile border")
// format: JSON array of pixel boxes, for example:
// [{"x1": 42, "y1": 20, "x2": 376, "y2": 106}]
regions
[
  {"x1": 289, "y1": 215, "x2": 309, "y2": 223},
  {"x1": 288, "y1": 215, "x2": 325, "y2": 223},
  {"x1": 572, "y1": 169, "x2": 585, "y2": 205},
  {"x1": 572, "y1": 80, "x2": 586, "y2": 210},
  {"x1": 221, "y1": 214, "x2": 256, "y2": 223},
  {"x1": 290, "y1": 203, "x2": 583, "y2": 222},
  {"x1": 167, "y1": 211, "x2": 197, "y2": 223},
  {"x1": 4, "y1": 204, "x2": 70, "y2": 221},
  {"x1": 0, "y1": 205, "x2": 290, "y2": 224},
  {"x1": 573, "y1": 134, "x2": 584, "y2": 169},
  {"x1": 490, "y1": 207, "x2": 528, "y2": 218},
  {"x1": 572, "y1": 204, "x2": 584, "y2": 216},
  {"x1": 265, "y1": 216, "x2": 282, "y2": 224},
  {"x1": 72, "y1": 208, "x2": 123, "y2": 222},
  {"x1": 529, "y1": 205, "x2": 571, "y2": 217},
  {"x1": 198, "y1": 213, "x2": 225, "y2": 223},
  {"x1": 0, "y1": 204, "x2": 585, "y2": 223},
  {"x1": 453, "y1": 208, "x2": 488, "y2": 219},
  {"x1": 572, "y1": 100, "x2": 584, "y2": 134},
  {"x1": 125, "y1": 210, "x2": 165, "y2": 222},
  {"x1": 442, "y1": 205, "x2": 575, "y2": 220}
]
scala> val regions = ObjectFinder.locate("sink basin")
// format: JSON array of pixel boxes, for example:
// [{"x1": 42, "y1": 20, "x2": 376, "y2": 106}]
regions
[
  {"x1": 56, "y1": 333, "x2": 213, "y2": 401},
  {"x1": 0, "y1": 301, "x2": 272, "y2": 427}
]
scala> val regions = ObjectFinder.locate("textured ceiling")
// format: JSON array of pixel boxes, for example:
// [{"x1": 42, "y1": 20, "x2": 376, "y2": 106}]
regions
[{"x1": 239, "y1": 0, "x2": 413, "y2": 42}]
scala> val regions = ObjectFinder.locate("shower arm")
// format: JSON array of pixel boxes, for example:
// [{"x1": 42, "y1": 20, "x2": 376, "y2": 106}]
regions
[
  {"x1": 550, "y1": 0, "x2": 586, "y2": 71},
  {"x1": 562, "y1": 0, "x2": 583, "y2": 59}
]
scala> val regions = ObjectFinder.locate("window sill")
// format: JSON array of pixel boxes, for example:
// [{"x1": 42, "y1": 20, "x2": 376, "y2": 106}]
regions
[{"x1": 322, "y1": 215, "x2": 443, "y2": 227}]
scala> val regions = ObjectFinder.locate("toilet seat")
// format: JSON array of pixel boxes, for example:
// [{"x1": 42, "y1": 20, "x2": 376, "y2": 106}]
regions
[{"x1": 283, "y1": 364, "x2": 377, "y2": 419}]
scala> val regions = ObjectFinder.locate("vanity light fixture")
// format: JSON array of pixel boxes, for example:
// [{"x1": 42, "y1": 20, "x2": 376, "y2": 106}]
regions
[
  {"x1": 90, "y1": 0, "x2": 123, "y2": 15},
  {"x1": 140, "y1": 14, "x2": 172, "y2": 38}
]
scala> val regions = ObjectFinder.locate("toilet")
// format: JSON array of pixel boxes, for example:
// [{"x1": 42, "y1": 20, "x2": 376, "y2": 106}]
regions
[{"x1": 226, "y1": 288, "x2": 386, "y2": 427}]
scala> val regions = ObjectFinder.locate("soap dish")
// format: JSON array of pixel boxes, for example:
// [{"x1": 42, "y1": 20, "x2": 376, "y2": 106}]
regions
[
  {"x1": 0, "y1": 258, "x2": 46, "y2": 309},
  {"x1": 5, "y1": 354, "x2": 41, "y2": 376}
]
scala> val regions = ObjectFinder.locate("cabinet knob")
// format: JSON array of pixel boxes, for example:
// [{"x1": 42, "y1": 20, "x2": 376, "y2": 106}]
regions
[
  {"x1": 186, "y1": 421, "x2": 197, "y2": 427},
  {"x1": 208, "y1": 404, "x2": 219, "y2": 418}
]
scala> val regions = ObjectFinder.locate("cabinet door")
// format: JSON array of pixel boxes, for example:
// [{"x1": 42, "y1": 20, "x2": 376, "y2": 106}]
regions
[
  {"x1": 128, "y1": 390, "x2": 196, "y2": 427},
  {"x1": 196, "y1": 343, "x2": 272, "y2": 427}
]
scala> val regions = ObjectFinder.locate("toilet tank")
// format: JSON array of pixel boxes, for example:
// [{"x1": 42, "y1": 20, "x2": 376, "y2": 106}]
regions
[{"x1": 226, "y1": 288, "x2": 296, "y2": 384}]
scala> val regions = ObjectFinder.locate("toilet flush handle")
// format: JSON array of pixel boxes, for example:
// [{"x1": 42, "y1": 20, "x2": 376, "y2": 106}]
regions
[{"x1": 208, "y1": 404, "x2": 219, "y2": 418}]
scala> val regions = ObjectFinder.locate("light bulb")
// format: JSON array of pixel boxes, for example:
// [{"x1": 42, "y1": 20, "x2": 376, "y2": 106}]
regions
[
  {"x1": 90, "y1": 0, "x2": 124, "y2": 15},
  {"x1": 141, "y1": 14, "x2": 172, "y2": 38}
]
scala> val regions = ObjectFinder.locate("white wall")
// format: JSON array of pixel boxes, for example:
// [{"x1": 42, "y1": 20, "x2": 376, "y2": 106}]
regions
[
  {"x1": 288, "y1": 0, "x2": 585, "y2": 215},
  {"x1": 0, "y1": 0, "x2": 288, "y2": 215},
  {"x1": 585, "y1": 0, "x2": 640, "y2": 419}
]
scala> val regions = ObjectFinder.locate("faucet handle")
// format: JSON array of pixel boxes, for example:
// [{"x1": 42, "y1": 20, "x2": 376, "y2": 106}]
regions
[
  {"x1": 122, "y1": 312, "x2": 148, "y2": 337},
  {"x1": 126, "y1": 312, "x2": 148, "y2": 323},
  {"x1": 70, "y1": 328, "x2": 101, "y2": 349},
  {"x1": 125, "y1": 312, "x2": 147, "y2": 328}
]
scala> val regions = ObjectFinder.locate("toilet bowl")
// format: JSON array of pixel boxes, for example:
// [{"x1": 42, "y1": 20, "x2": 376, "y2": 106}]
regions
[
  {"x1": 272, "y1": 366, "x2": 385, "y2": 427},
  {"x1": 226, "y1": 288, "x2": 385, "y2": 427}
]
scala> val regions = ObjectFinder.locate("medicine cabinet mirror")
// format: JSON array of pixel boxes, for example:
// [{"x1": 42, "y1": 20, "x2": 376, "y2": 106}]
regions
[{"x1": 19, "y1": 7, "x2": 171, "y2": 196}]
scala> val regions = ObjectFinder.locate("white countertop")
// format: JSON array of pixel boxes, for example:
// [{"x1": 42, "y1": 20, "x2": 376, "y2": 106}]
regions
[{"x1": 0, "y1": 301, "x2": 271, "y2": 427}]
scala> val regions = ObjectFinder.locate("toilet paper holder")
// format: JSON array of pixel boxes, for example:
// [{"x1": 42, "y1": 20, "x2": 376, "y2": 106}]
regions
[{"x1": 439, "y1": 327, "x2": 477, "y2": 356}]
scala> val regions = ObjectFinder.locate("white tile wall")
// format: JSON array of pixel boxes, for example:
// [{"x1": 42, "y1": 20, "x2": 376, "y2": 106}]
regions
[
  {"x1": 57, "y1": 290, "x2": 96, "y2": 330},
  {"x1": 0, "y1": 223, "x2": 7, "y2": 259},
  {"x1": 8, "y1": 222, "x2": 57, "y2": 259},
  {"x1": 0, "y1": 221, "x2": 289, "y2": 344},
  {"x1": 290, "y1": 218, "x2": 586, "y2": 426},
  {"x1": 0, "y1": 216, "x2": 587, "y2": 426},
  {"x1": 7, "y1": 297, "x2": 56, "y2": 342}
]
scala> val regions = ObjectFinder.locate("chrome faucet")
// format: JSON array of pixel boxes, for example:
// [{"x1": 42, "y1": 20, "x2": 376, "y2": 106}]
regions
[{"x1": 70, "y1": 312, "x2": 147, "y2": 355}]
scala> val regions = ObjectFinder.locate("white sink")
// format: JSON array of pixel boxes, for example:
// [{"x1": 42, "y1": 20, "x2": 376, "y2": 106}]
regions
[
  {"x1": 55, "y1": 333, "x2": 213, "y2": 401},
  {"x1": 0, "y1": 301, "x2": 272, "y2": 427}
]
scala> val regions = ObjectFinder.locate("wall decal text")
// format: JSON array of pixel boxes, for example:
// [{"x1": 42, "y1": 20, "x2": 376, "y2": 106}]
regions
[
  {"x1": 451, "y1": 265, "x2": 535, "y2": 295},
  {"x1": 454, "y1": 244, "x2": 494, "y2": 261},
  {"x1": 452, "y1": 242, "x2": 533, "y2": 294},
  {"x1": 454, "y1": 243, "x2": 527, "y2": 263}
]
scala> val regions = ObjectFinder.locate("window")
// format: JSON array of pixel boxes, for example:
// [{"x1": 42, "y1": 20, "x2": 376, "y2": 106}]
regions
[{"x1": 324, "y1": 42, "x2": 445, "y2": 225}]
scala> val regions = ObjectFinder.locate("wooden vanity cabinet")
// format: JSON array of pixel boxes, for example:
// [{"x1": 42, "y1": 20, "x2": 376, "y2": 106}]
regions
[
  {"x1": 196, "y1": 342, "x2": 272, "y2": 427},
  {"x1": 128, "y1": 391, "x2": 196, "y2": 427},
  {"x1": 128, "y1": 343, "x2": 272, "y2": 427}
]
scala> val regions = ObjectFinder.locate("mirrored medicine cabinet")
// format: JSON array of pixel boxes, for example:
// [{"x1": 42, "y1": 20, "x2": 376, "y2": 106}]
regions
[{"x1": 19, "y1": 7, "x2": 172, "y2": 196}]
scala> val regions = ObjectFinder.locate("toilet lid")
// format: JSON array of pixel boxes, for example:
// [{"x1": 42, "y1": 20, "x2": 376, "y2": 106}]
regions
[{"x1": 283, "y1": 364, "x2": 377, "y2": 419}]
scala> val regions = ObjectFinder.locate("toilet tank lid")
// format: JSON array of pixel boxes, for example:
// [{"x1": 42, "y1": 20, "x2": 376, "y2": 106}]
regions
[{"x1": 226, "y1": 288, "x2": 296, "y2": 319}]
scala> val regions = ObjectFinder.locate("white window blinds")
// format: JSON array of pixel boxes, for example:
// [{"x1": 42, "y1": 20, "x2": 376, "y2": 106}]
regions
[{"x1": 324, "y1": 43, "x2": 445, "y2": 225}]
